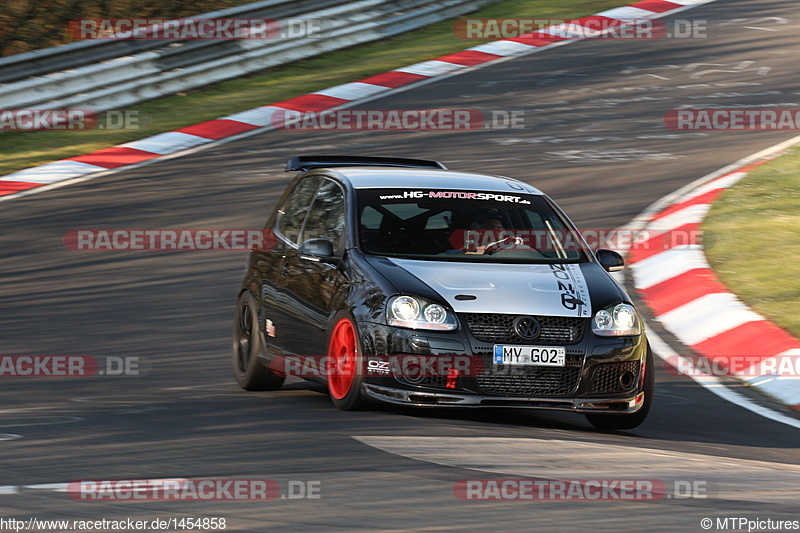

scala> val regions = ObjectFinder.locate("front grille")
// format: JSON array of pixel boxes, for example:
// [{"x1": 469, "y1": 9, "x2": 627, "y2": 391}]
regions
[
  {"x1": 590, "y1": 361, "x2": 641, "y2": 394},
  {"x1": 477, "y1": 367, "x2": 581, "y2": 396},
  {"x1": 476, "y1": 350, "x2": 584, "y2": 396},
  {"x1": 460, "y1": 313, "x2": 585, "y2": 345}
]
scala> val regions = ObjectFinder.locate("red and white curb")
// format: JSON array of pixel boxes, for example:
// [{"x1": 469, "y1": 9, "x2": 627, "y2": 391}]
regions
[
  {"x1": 0, "y1": 0, "x2": 715, "y2": 203},
  {"x1": 627, "y1": 137, "x2": 800, "y2": 410}
]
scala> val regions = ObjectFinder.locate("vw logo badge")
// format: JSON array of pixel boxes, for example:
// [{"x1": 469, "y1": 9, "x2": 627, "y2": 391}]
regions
[{"x1": 513, "y1": 316, "x2": 541, "y2": 340}]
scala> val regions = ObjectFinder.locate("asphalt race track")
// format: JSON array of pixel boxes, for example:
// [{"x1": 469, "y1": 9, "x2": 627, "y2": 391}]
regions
[{"x1": 1, "y1": 0, "x2": 799, "y2": 531}]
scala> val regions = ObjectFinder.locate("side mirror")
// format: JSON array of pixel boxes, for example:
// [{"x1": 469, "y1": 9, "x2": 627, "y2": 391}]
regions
[
  {"x1": 596, "y1": 248, "x2": 625, "y2": 272},
  {"x1": 299, "y1": 238, "x2": 338, "y2": 263}
]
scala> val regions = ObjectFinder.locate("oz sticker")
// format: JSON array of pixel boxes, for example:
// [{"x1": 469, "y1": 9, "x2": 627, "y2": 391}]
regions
[{"x1": 367, "y1": 359, "x2": 390, "y2": 374}]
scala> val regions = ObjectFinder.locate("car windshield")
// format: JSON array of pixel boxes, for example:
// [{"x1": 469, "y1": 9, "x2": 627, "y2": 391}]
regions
[{"x1": 356, "y1": 188, "x2": 588, "y2": 263}]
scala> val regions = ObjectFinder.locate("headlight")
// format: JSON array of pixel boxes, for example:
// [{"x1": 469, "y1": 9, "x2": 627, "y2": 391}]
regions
[
  {"x1": 392, "y1": 296, "x2": 419, "y2": 321},
  {"x1": 423, "y1": 304, "x2": 447, "y2": 324},
  {"x1": 387, "y1": 295, "x2": 457, "y2": 331},
  {"x1": 592, "y1": 303, "x2": 640, "y2": 336}
]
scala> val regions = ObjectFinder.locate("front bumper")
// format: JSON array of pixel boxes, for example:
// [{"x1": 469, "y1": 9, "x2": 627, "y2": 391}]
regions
[
  {"x1": 358, "y1": 319, "x2": 648, "y2": 403},
  {"x1": 363, "y1": 383, "x2": 645, "y2": 413}
]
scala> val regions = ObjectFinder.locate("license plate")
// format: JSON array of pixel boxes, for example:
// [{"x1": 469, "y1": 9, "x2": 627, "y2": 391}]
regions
[{"x1": 493, "y1": 345, "x2": 566, "y2": 367}]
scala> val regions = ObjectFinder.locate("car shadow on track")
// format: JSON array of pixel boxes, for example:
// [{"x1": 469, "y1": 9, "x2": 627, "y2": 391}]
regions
[
  {"x1": 277, "y1": 378, "x2": 800, "y2": 454},
  {"x1": 283, "y1": 378, "x2": 636, "y2": 436}
]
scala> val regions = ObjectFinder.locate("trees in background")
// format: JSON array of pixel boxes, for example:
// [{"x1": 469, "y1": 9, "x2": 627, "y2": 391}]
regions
[{"x1": 0, "y1": 0, "x2": 252, "y2": 56}]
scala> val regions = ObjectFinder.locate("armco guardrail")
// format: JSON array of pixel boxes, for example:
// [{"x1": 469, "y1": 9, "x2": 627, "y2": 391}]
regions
[
  {"x1": 0, "y1": 0, "x2": 345, "y2": 84},
  {"x1": 0, "y1": 0, "x2": 497, "y2": 113}
]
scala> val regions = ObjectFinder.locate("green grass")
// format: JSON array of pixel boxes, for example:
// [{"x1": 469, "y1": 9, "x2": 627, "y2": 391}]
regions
[
  {"x1": 0, "y1": 0, "x2": 628, "y2": 176},
  {"x1": 704, "y1": 147, "x2": 800, "y2": 338}
]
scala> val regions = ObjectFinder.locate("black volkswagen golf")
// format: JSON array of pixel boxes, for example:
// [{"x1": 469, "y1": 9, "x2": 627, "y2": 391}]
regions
[{"x1": 232, "y1": 156, "x2": 653, "y2": 430}]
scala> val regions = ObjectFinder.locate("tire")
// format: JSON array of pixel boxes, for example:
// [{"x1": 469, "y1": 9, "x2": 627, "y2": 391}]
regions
[
  {"x1": 232, "y1": 291, "x2": 285, "y2": 391},
  {"x1": 326, "y1": 313, "x2": 367, "y2": 411},
  {"x1": 585, "y1": 344, "x2": 654, "y2": 431}
]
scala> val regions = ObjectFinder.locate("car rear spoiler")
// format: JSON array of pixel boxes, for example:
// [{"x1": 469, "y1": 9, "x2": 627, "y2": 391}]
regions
[{"x1": 285, "y1": 155, "x2": 447, "y2": 172}]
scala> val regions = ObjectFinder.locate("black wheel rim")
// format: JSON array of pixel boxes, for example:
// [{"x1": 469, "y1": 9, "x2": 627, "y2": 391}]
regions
[{"x1": 237, "y1": 303, "x2": 252, "y2": 372}]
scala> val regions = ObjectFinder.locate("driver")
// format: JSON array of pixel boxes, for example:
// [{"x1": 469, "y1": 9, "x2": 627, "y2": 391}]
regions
[
  {"x1": 445, "y1": 217, "x2": 525, "y2": 255},
  {"x1": 476, "y1": 218, "x2": 524, "y2": 254}
]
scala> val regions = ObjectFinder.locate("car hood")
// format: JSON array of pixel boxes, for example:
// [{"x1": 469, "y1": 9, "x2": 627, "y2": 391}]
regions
[{"x1": 384, "y1": 258, "x2": 624, "y2": 317}]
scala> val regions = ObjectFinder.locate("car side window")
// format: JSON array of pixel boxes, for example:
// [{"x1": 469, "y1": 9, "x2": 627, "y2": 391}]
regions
[
  {"x1": 361, "y1": 206, "x2": 382, "y2": 229},
  {"x1": 301, "y1": 179, "x2": 345, "y2": 250},
  {"x1": 278, "y1": 177, "x2": 320, "y2": 244}
]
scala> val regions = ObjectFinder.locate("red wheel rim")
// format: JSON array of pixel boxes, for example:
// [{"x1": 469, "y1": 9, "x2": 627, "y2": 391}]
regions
[{"x1": 328, "y1": 318, "x2": 357, "y2": 400}]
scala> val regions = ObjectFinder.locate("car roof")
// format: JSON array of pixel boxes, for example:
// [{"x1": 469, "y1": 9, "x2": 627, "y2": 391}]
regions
[{"x1": 321, "y1": 167, "x2": 543, "y2": 195}]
